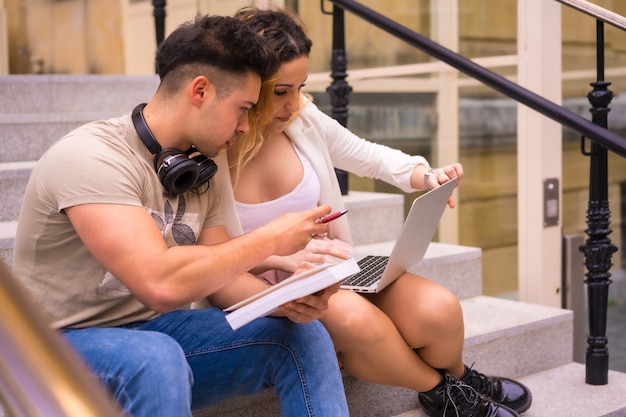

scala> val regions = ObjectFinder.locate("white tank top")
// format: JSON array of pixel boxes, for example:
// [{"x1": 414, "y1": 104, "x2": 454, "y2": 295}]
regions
[{"x1": 236, "y1": 143, "x2": 321, "y2": 233}]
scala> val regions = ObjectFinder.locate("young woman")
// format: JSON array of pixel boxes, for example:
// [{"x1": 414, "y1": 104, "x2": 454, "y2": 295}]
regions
[{"x1": 209, "y1": 7, "x2": 532, "y2": 417}]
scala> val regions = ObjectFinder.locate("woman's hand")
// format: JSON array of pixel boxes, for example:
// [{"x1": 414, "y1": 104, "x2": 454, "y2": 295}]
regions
[
  {"x1": 278, "y1": 281, "x2": 341, "y2": 323},
  {"x1": 303, "y1": 237, "x2": 352, "y2": 263},
  {"x1": 415, "y1": 163, "x2": 464, "y2": 208},
  {"x1": 269, "y1": 237, "x2": 352, "y2": 273}
]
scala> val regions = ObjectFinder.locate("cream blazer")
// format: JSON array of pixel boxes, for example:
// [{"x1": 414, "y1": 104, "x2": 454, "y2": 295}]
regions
[{"x1": 214, "y1": 99, "x2": 430, "y2": 246}]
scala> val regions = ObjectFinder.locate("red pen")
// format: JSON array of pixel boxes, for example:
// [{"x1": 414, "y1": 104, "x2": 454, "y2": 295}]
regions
[{"x1": 315, "y1": 209, "x2": 349, "y2": 224}]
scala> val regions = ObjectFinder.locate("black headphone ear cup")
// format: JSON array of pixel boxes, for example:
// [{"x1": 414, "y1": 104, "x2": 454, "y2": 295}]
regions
[
  {"x1": 132, "y1": 104, "x2": 216, "y2": 195},
  {"x1": 155, "y1": 149, "x2": 200, "y2": 195},
  {"x1": 190, "y1": 153, "x2": 218, "y2": 189}
]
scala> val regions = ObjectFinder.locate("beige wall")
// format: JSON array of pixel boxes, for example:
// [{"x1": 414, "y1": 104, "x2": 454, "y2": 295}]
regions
[
  {"x1": 7, "y1": 0, "x2": 626, "y2": 87},
  {"x1": 122, "y1": 0, "x2": 202, "y2": 75},
  {"x1": 123, "y1": 0, "x2": 278, "y2": 74},
  {"x1": 8, "y1": 0, "x2": 123, "y2": 74},
  {"x1": 297, "y1": 0, "x2": 431, "y2": 73}
]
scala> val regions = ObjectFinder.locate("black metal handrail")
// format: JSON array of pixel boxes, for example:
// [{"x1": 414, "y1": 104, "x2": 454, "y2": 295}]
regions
[
  {"x1": 327, "y1": 0, "x2": 625, "y2": 387},
  {"x1": 328, "y1": 0, "x2": 626, "y2": 158},
  {"x1": 322, "y1": 3, "x2": 351, "y2": 195},
  {"x1": 579, "y1": 18, "x2": 616, "y2": 386}
]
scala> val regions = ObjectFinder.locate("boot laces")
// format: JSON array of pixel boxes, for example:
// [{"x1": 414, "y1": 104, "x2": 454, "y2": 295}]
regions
[
  {"x1": 462, "y1": 363, "x2": 494, "y2": 398},
  {"x1": 441, "y1": 376, "x2": 484, "y2": 417}
]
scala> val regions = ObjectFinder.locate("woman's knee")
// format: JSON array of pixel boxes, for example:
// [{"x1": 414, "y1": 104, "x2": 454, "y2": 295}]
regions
[
  {"x1": 322, "y1": 291, "x2": 389, "y2": 343},
  {"x1": 420, "y1": 285, "x2": 463, "y2": 331}
]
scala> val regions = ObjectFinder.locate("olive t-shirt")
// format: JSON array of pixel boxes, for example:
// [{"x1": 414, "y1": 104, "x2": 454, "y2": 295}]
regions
[{"x1": 12, "y1": 114, "x2": 222, "y2": 329}]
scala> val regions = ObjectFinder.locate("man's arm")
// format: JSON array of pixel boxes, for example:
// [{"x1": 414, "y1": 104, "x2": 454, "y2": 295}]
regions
[
  {"x1": 65, "y1": 203, "x2": 331, "y2": 312},
  {"x1": 198, "y1": 224, "x2": 339, "y2": 324}
]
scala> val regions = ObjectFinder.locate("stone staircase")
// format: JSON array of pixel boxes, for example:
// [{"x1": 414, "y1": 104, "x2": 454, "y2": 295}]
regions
[{"x1": 2, "y1": 75, "x2": 626, "y2": 417}]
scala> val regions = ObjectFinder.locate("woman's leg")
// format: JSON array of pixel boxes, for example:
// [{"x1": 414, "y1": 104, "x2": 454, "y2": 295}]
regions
[
  {"x1": 63, "y1": 327, "x2": 193, "y2": 417},
  {"x1": 368, "y1": 273, "x2": 531, "y2": 414},
  {"x1": 320, "y1": 288, "x2": 444, "y2": 392},
  {"x1": 365, "y1": 273, "x2": 466, "y2": 378},
  {"x1": 138, "y1": 308, "x2": 349, "y2": 417}
]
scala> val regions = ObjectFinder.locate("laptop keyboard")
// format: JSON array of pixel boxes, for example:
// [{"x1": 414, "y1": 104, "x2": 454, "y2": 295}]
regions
[{"x1": 341, "y1": 255, "x2": 389, "y2": 287}]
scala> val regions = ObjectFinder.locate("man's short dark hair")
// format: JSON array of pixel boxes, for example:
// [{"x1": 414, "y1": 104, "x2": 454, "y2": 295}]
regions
[{"x1": 155, "y1": 15, "x2": 279, "y2": 95}]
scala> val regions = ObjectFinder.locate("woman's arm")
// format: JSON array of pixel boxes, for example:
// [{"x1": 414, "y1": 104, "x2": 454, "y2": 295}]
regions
[{"x1": 298, "y1": 101, "x2": 464, "y2": 199}]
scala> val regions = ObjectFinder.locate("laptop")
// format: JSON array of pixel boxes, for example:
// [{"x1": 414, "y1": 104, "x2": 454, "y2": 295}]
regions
[{"x1": 341, "y1": 177, "x2": 458, "y2": 293}]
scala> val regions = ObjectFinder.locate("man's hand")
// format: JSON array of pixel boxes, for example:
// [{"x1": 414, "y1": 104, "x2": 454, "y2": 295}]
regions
[
  {"x1": 259, "y1": 205, "x2": 332, "y2": 256},
  {"x1": 277, "y1": 282, "x2": 341, "y2": 323}
]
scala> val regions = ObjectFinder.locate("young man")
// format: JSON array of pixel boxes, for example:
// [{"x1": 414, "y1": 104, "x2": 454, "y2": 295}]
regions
[{"x1": 12, "y1": 15, "x2": 349, "y2": 417}]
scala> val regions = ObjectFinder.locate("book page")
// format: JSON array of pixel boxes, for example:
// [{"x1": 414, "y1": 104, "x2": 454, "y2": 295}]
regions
[
  {"x1": 224, "y1": 257, "x2": 360, "y2": 330},
  {"x1": 223, "y1": 263, "x2": 332, "y2": 312}
]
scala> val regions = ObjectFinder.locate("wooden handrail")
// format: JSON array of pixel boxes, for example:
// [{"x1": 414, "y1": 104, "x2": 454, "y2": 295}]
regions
[{"x1": 555, "y1": 0, "x2": 626, "y2": 32}]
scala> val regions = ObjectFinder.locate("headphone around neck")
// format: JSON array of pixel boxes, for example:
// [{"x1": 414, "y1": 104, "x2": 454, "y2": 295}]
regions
[{"x1": 131, "y1": 103, "x2": 218, "y2": 195}]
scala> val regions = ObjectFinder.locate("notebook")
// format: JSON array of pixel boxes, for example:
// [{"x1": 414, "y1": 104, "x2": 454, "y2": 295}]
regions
[{"x1": 341, "y1": 177, "x2": 458, "y2": 293}]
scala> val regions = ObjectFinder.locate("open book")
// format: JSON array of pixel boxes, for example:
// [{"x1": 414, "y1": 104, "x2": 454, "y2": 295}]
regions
[{"x1": 224, "y1": 257, "x2": 360, "y2": 330}]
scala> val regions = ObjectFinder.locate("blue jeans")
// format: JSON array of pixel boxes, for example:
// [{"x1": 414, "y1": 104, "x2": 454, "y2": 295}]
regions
[{"x1": 62, "y1": 308, "x2": 349, "y2": 417}]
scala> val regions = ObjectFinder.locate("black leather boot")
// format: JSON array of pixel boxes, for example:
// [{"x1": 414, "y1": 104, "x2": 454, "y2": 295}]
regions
[
  {"x1": 461, "y1": 365, "x2": 532, "y2": 414},
  {"x1": 418, "y1": 373, "x2": 520, "y2": 417}
]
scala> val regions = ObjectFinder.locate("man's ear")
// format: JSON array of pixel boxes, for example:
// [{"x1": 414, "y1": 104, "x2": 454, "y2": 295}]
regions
[{"x1": 190, "y1": 75, "x2": 216, "y2": 106}]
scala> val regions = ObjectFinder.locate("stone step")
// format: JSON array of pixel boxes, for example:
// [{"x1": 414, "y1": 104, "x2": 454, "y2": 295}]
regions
[
  {"x1": 396, "y1": 363, "x2": 626, "y2": 417},
  {"x1": 461, "y1": 296, "x2": 572, "y2": 378},
  {"x1": 0, "y1": 75, "x2": 159, "y2": 114},
  {"x1": 0, "y1": 114, "x2": 119, "y2": 162},
  {"x1": 342, "y1": 191, "x2": 405, "y2": 246},
  {"x1": 191, "y1": 295, "x2": 573, "y2": 417},
  {"x1": 0, "y1": 161, "x2": 34, "y2": 222},
  {"x1": 0, "y1": 75, "x2": 159, "y2": 163},
  {"x1": 0, "y1": 220, "x2": 15, "y2": 267}
]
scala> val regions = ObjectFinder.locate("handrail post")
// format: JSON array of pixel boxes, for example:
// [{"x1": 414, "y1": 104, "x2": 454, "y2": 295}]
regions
[
  {"x1": 580, "y1": 19, "x2": 617, "y2": 386},
  {"x1": 326, "y1": 4, "x2": 351, "y2": 195},
  {"x1": 152, "y1": 0, "x2": 166, "y2": 73},
  {"x1": 152, "y1": 0, "x2": 166, "y2": 45}
]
